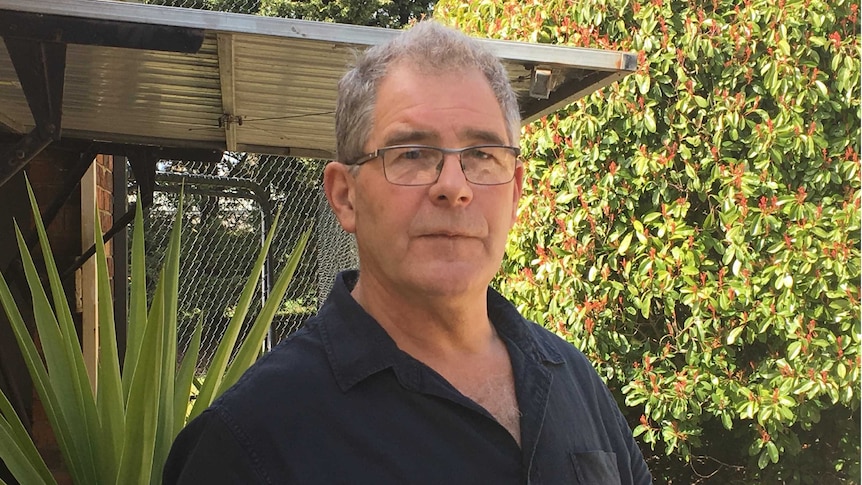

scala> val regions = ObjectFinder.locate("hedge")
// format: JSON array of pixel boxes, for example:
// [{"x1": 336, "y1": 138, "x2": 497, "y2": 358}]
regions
[{"x1": 438, "y1": 0, "x2": 860, "y2": 482}]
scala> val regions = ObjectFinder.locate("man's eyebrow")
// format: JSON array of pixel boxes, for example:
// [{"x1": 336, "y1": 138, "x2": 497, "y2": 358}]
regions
[
  {"x1": 462, "y1": 129, "x2": 507, "y2": 145},
  {"x1": 383, "y1": 130, "x2": 436, "y2": 146},
  {"x1": 383, "y1": 128, "x2": 508, "y2": 147}
]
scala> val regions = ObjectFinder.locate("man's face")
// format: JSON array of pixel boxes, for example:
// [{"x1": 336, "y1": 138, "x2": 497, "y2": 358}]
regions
[{"x1": 330, "y1": 63, "x2": 523, "y2": 300}]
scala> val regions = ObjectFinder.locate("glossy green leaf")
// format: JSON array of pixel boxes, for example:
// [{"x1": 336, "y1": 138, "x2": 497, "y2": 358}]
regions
[
  {"x1": 0, "y1": 391, "x2": 55, "y2": 484},
  {"x1": 617, "y1": 232, "x2": 633, "y2": 255},
  {"x1": 20, "y1": 183, "x2": 99, "y2": 484},
  {"x1": 123, "y1": 200, "x2": 148, "y2": 400},
  {"x1": 173, "y1": 316, "x2": 203, "y2": 437},
  {"x1": 187, "y1": 207, "x2": 285, "y2": 422},
  {"x1": 221, "y1": 227, "x2": 312, "y2": 392},
  {"x1": 93, "y1": 205, "x2": 124, "y2": 483}
]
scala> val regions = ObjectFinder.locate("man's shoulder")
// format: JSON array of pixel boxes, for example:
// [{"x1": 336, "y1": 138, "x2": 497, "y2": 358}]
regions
[{"x1": 212, "y1": 318, "x2": 332, "y2": 410}]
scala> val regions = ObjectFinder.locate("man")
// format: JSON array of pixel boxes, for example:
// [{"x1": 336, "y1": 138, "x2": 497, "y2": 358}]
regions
[{"x1": 164, "y1": 20, "x2": 652, "y2": 484}]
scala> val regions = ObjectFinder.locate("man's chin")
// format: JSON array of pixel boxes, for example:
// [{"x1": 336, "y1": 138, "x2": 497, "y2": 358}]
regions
[{"x1": 407, "y1": 264, "x2": 494, "y2": 296}]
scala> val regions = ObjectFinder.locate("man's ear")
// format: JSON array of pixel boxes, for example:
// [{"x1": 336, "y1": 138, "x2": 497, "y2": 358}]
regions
[{"x1": 323, "y1": 162, "x2": 357, "y2": 234}]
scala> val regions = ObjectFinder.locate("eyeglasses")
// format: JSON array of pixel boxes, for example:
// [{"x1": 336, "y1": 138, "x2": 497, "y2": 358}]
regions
[{"x1": 346, "y1": 145, "x2": 521, "y2": 186}]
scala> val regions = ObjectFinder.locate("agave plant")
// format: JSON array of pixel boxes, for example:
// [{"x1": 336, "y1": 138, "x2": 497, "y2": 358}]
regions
[{"x1": 0, "y1": 180, "x2": 310, "y2": 485}]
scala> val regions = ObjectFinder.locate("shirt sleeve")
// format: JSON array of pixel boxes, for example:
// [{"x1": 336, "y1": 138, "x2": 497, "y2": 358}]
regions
[{"x1": 162, "y1": 409, "x2": 269, "y2": 485}]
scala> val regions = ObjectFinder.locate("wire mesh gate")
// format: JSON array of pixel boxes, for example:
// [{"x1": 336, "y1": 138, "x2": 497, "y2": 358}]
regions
[{"x1": 129, "y1": 153, "x2": 357, "y2": 368}]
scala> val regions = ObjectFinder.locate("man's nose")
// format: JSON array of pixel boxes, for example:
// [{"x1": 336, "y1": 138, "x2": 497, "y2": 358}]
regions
[{"x1": 429, "y1": 153, "x2": 473, "y2": 204}]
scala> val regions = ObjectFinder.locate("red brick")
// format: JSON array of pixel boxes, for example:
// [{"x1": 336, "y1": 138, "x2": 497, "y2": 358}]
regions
[
  {"x1": 98, "y1": 189, "x2": 112, "y2": 212},
  {"x1": 99, "y1": 154, "x2": 113, "y2": 171},
  {"x1": 99, "y1": 211, "x2": 112, "y2": 232}
]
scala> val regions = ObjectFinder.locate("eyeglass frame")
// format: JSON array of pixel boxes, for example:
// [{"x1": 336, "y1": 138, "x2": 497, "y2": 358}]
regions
[{"x1": 344, "y1": 144, "x2": 522, "y2": 186}]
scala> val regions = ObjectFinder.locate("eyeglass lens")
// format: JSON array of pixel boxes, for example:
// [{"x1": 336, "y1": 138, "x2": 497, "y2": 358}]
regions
[{"x1": 382, "y1": 146, "x2": 516, "y2": 186}]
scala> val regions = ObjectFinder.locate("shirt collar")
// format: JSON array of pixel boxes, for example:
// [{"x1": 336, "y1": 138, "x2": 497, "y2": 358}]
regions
[{"x1": 317, "y1": 270, "x2": 563, "y2": 392}]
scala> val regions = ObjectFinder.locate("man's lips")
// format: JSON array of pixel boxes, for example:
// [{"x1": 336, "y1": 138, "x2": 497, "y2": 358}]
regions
[
  {"x1": 410, "y1": 218, "x2": 487, "y2": 239},
  {"x1": 417, "y1": 231, "x2": 480, "y2": 238}
]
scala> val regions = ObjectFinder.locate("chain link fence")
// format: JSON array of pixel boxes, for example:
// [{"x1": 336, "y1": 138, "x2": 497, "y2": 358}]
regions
[{"x1": 129, "y1": 154, "x2": 357, "y2": 368}]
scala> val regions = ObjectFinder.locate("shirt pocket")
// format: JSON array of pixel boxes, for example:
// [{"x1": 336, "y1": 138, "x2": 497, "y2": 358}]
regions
[{"x1": 569, "y1": 451, "x2": 621, "y2": 485}]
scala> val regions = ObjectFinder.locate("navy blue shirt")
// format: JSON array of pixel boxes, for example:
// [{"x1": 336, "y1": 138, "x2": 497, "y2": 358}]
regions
[{"x1": 164, "y1": 271, "x2": 651, "y2": 484}]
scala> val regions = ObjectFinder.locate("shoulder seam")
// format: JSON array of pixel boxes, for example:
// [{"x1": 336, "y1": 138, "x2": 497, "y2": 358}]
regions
[{"x1": 212, "y1": 406, "x2": 276, "y2": 484}]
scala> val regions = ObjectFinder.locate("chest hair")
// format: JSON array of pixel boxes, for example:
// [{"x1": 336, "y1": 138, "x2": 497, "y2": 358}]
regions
[{"x1": 451, "y1": 364, "x2": 522, "y2": 446}]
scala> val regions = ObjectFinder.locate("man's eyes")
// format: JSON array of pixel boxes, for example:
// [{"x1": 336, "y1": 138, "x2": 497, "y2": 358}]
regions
[
  {"x1": 388, "y1": 147, "x2": 506, "y2": 164},
  {"x1": 464, "y1": 148, "x2": 495, "y2": 160},
  {"x1": 395, "y1": 148, "x2": 435, "y2": 161}
]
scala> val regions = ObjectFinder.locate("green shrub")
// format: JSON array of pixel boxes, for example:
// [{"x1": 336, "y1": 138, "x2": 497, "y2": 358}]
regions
[
  {"x1": 0, "y1": 181, "x2": 310, "y2": 484},
  {"x1": 438, "y1": 0, "x2": 860, "y2": 482}
]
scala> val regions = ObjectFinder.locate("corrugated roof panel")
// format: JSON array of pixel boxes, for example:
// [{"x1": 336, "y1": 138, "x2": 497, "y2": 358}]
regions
[
  {"x1": 232, "y1": 36, "x2": 344, "y2": 154},
  {"x1": 60, "y1": 35, "x2": 224, "y2": 145}
]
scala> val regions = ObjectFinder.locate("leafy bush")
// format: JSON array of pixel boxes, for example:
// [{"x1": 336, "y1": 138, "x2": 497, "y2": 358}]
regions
[{"x1": 438, "y1": 0, "x2": 860, "y2": 482}]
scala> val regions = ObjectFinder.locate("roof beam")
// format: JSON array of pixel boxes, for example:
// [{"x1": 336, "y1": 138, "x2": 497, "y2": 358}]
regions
[
  {"x1": 3, "y1": 37, "x2": 65, "y2": 139},
  {"x1": 217, "y1": 33, "x2": 239, "y2": 152},
  {"x1": 0, "y1": 10, "x2": 205, "y2": 53}
]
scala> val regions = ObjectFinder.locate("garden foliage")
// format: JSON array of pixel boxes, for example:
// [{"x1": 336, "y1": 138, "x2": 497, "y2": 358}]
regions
[
  {"x1": 438, "y1": 0, "x2": 860, "y2": 482},
  {"x1": 0, "y1": 181, "x2": 310, "y2": 485}
]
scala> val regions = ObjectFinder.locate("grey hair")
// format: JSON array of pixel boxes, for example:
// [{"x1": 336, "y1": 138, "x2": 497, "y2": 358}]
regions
[{"x1": 335, "y1": 20, "x2": 521, "y2": 164}]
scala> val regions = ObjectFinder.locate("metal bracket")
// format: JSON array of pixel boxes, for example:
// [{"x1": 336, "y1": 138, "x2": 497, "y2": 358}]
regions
[
  {"x1": 218, "y1": 114, "x2": 244, "y2": 128},
  {"x1": 0, "y1": 126, "x2": 55, "y2": 187},
  {"x1": 0, "y1": 36, "x2": 65, "y2": 187},
  {"x1": 529, "y1": 68, "x2": 554, "y2": 100}
]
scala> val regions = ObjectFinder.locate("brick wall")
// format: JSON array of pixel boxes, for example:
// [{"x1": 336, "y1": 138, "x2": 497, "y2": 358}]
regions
[{"x1": 95, "y1": 154, "x2": 115, "y2": 293}]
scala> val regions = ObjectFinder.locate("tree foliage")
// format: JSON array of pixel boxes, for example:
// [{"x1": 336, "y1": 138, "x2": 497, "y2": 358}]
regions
[
  {"x1": 259, "y1": 0, "x2": 434, "y2": 27},
  {"x1": 438, "y1": 0, "x2": 860, "y2": 482},
  {"x1": 144, "y1": 0, "x2": 435, "y2": 27}
]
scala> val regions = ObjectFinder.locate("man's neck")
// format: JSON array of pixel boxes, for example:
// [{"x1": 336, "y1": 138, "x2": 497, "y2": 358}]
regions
[{"x1": 349, "y1": 274, "x2": 496, "y2": 357}]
